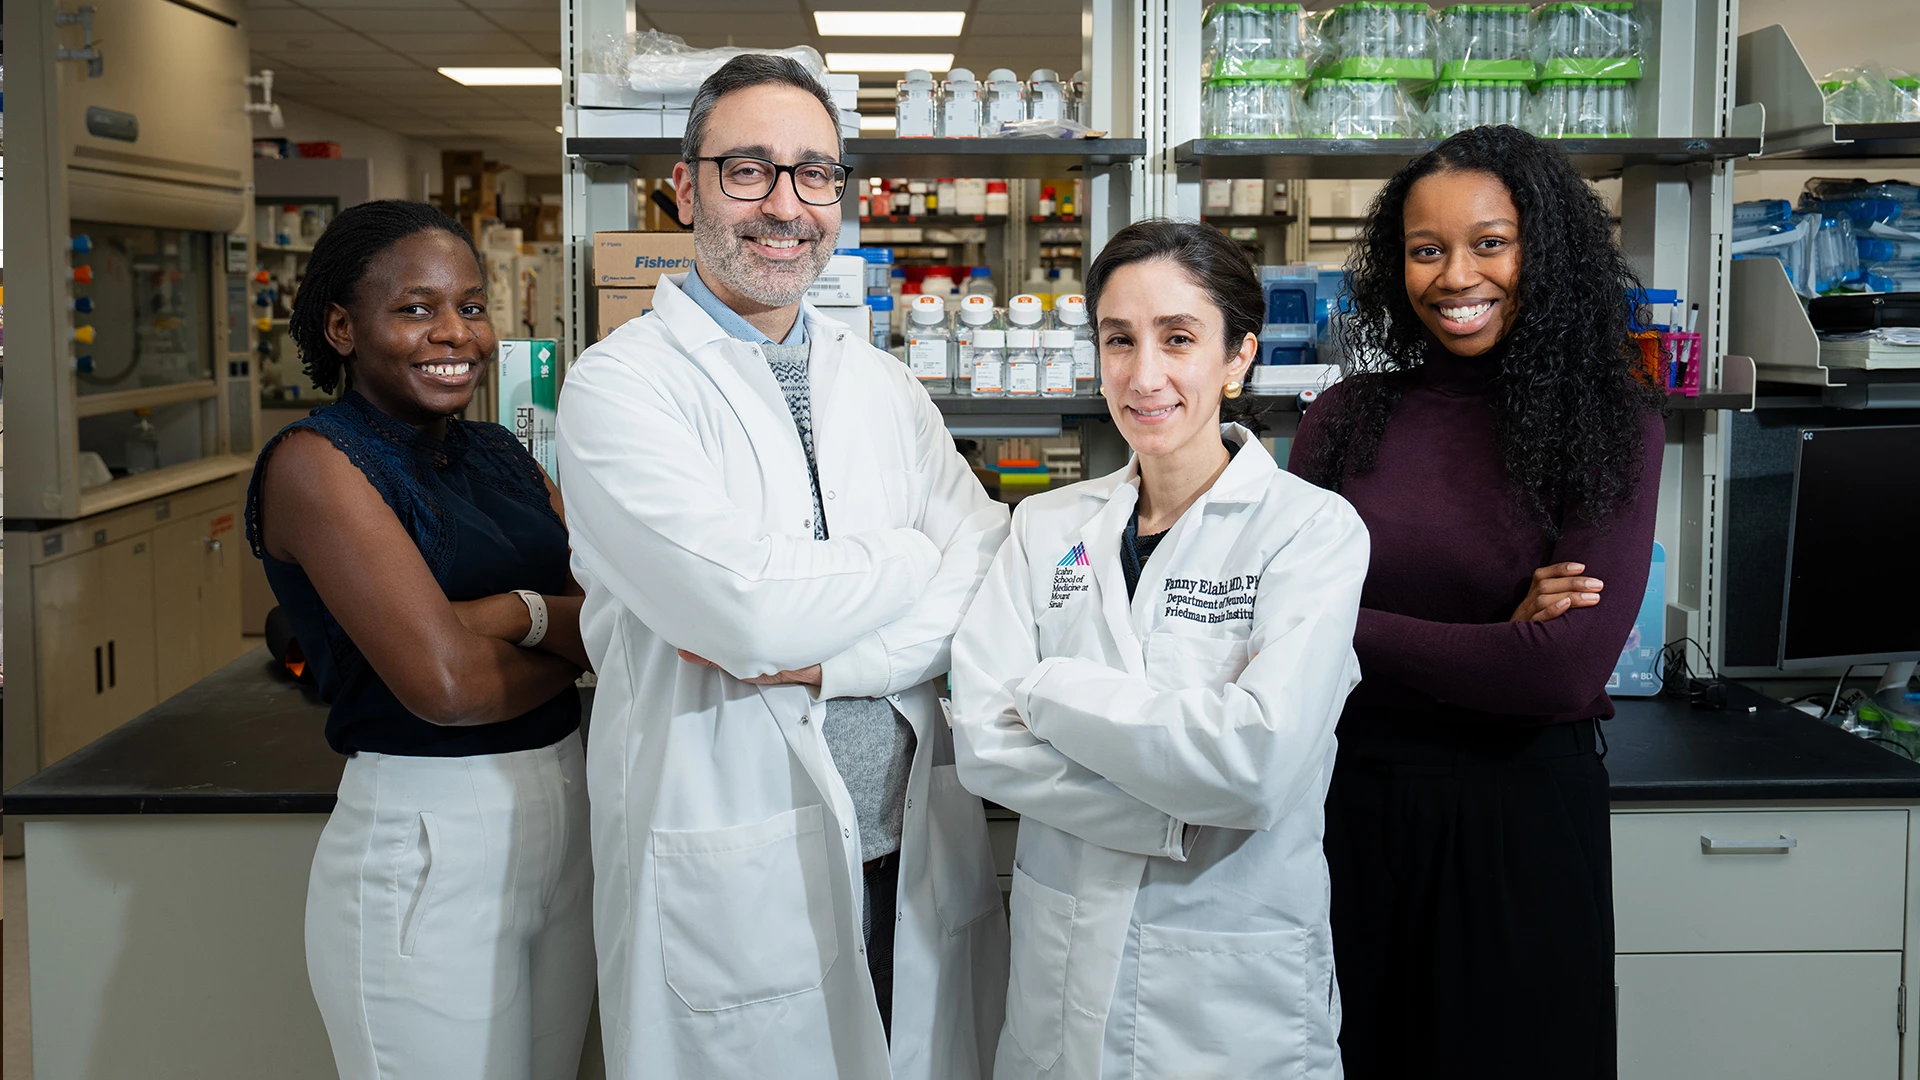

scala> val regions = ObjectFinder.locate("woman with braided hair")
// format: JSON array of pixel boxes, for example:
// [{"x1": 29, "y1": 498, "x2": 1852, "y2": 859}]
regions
[
  {"x1": 245, "y1": 200, "x2": 595, "y2": 1079},
  {"x1": 1289, "y1": 126, "x2": 1664, "y2": 1079}
]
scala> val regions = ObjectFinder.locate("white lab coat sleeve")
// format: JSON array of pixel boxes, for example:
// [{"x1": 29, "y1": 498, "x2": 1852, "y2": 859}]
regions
[
  {"x1": 951, "y1": 519, "x2": 1190, "y2": 860},
  {"x1": 1017, "y1": 493, "x2": 1369, "y2": 832},
  {"x1": 815, "y1": 385, "x2": 1010, "y2": 700},
  {"x1": 555, "y1": 353, "x2": 942, "y2": 677}
]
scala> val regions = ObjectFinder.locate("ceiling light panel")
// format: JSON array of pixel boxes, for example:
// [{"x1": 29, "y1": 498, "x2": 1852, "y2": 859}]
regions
[
  {"x1": 814, "y1": 11, "x2": 966, "y2": 37},
  {"x1": 439, "y1": 67, "x2": 564, "y2": 85},
  {"x1": 825, "y1": 52, "x2": 955, "y2": 72}
]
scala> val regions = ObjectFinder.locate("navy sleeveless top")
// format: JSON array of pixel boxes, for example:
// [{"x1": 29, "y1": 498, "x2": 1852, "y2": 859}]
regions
[{"x1": 245, "y1": 392, "x2": 580, "y2": 757}]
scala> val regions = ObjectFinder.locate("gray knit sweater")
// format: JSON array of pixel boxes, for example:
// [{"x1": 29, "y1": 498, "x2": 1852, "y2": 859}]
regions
[{"x1": 763, "y1": 340, "x2": 915, "y2": 860}]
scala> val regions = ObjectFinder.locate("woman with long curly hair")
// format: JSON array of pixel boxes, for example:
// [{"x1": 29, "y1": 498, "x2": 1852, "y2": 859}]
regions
[{"x1": 1289, "y1": 125, "x2": 1663, "y2": 1078}]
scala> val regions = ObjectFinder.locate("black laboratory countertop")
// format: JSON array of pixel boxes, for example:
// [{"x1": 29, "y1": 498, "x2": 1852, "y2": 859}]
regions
[{"x1": 7, "y1": 650, "x2": 1920, "y2": 816}]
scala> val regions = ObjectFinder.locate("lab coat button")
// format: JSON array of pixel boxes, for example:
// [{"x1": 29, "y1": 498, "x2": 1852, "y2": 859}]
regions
[
  {"x1": 826, "y1": 490, "x2": 836, "y2": 500},
  {"x1": 802, "y1": 518, "x2": 813, "y2": 529}
]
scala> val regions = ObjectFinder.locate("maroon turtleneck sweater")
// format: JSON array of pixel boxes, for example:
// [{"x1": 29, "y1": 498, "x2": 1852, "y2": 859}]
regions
[{"x1": 1289, "y1": 345, "x2": 1664, "y2": 729}]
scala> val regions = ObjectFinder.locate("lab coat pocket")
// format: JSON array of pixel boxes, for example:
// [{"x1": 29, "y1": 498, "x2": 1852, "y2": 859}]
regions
[
  {"x1": 1006, "y1": 866, "x2": 1078, "y2": 1070},
  {"x1": 1130, "y1": 924, "x2": 1310, "y2": 1080},
  {"x1": 927, "y1": 765, "x2": 1004, "y2": 934},
  {"x1": 1144, "y1": 631, "x2": 1252, "y2": 692},
  {"x1": 651, "y1": 805, "x2": 841, "y2": 1012},
  {"x1": 395, "y1": 811, "x2": 440, "y2": 958}
]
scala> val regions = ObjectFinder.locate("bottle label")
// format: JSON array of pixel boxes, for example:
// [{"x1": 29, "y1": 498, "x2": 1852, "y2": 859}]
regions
[
  {"x1": 899, "y1": 98, "x2": 934, "y2": 137},
  {"x1": 972, "y1": 358, "x2": 1004, "y2": 393},
  {"x1": 908, "y1": 340, "x2": 948, "y2": 380},
  {"x1": 1043, "y1": 357, "x2": 1076, "y2": 393},
  {"x1": 1073, "y1": 340, "x2": 1098, "y2": 380},
  {"x1": 1006, "y1": 362, "x2": 1039, "y2": 395},
  {"x1": 957, "y1": 344, "x2": 975, "y2": 370}
]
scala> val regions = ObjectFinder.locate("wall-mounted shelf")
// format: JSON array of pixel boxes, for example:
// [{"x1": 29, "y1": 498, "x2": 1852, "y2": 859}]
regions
[
  {"x1": 569, "y1": 138, "x2": 1146, "y2": 178},
  {"x1": 1726, "y1": 257, "x2": 1920, "y2": 408},
  {"x1": 1736, "y1": 25, "x2": 1920, "y2": 162},
  {"x1": 1174, "y1": 138, "x2": 1759, "y2": 180}
]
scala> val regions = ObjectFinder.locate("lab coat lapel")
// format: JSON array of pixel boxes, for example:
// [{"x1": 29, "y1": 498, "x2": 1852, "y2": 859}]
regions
[{"x1": 1080, "y1": 469, "x2": 1147, "y2": 677}]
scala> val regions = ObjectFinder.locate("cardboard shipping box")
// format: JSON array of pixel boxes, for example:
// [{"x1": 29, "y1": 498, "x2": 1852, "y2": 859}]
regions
[
  {"x1": 597, "y1": 287, "x2": 656, "y2": 340},
  {"x1": 594, "y1": 230, "x2": 696, "y2": 287}
]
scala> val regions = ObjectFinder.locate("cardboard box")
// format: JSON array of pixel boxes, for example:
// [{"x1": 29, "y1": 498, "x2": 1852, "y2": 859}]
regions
[
  {"x1": 498, "y1": 339, "x2": 560, "y2": 476},
  {"x1": 804, "y1": 254, "x2": 867, "y2": 306},
  {"x1": 594, "y1": 231, "x2": 697, "y2": 287},
  {"x1": 597, "y1": 287, "x2": 656, "y2": 340}
]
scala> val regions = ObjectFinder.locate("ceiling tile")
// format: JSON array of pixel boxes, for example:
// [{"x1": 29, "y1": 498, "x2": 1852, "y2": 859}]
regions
[
  {"x1": 966, "y1": 12, "x2": 1083, "y2": 35},
  {"x1": 461, "y1": 0, "x2": 566, "y2": 9},
  {"x1": 294, "y1": 0, "x2": 468, "y2": 7},
  {"x1": 969, "y1": 0, "x2": 1081, "y2": 9},
  {"x1": 638, "y1": 0, "x2": 802, "y2": 12},
  {"x1": 322, "y1": 9, "x2": 499, "y2": 32},
  {"x1": 481, "y1": 10, "x2": 558, "y2": 32},
  {"x1": 373, "y1": 31, "x2": 536, "y2": 52},
  {"x1": 250, "y1": 30, "x2": 383, "y2": 52},
  {"x1": 243, "y1": 0, "x2": 299, "y2": 8},
  {"x1": 646, "y1": 13, "x2": 810, "y2": 38},
  {"x1": 294, "y1": 51, "x2": 425, "y2": 69},
  {"x1": 243, "y1": 9, "x2": 346, "y2": 32}
]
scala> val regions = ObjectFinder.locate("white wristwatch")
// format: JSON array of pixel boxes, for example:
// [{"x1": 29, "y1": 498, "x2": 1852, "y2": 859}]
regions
[{"x1": 512, "y1": 589, "x2": 549, "y2": 648}]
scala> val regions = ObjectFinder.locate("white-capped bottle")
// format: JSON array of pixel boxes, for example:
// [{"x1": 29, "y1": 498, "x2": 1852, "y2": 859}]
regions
[
  {"x1": 906, "y1": 294, "x2": 953, "y2": 393},
  {"x1": 1007, "y1": 292, "x2": 1045, "y2": 332},
  {"x1": 1041, "y1": 329, "x2": 1076, "y2": 396},
  {"x1": 1005, "y1": 327, "x2": 1042, "y2": 396},
  {"x1": 954, "y1": 293, "x2": 998, "y2": 396},
  {"x1": 969, "y1": 328, "x2": 1007, "y2": 397},
  {"x1": 986, "y1": 68, "x2": 1028, "y2": 130},
  {"x1": 942, "y1": 68, "x2": 982, "y2": 138},
  {"x1": 897, "y1": 69, "x2": 939, "y2": 138},
  {"x1": 1029, "y1": 68, "x2": 1067, "y2": 122},
  {"x1": 1053, "y1": 293, "x2": 1098, "y2": 395}
]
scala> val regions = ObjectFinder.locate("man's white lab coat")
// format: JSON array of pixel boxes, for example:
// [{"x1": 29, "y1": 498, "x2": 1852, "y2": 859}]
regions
[{"x1": 556, "y1": 274, "x2": 1011, "y2": 1080}]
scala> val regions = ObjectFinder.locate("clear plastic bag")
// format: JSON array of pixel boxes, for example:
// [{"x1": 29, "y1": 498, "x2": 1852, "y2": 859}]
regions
[
  {"x1": 1422, "y1": 80, "x2": 1527, "y2": 136},
  {"x1": 1526, "y1": 78, "x2": 1635, "y2": 137},
  {"x1": 1533, "y1": 2, "x2": 1643, "y2": 80},
  {"x1": 1819, "y1": 64, "x2": 1919, "y2": 124},
  {"x1": 1316, "y1": 3, "x2": 1436, "y2": 80},
  {"x1": 1307, "y1": 78, "x2": 1416, "y2": 138},
  {"x1": 1203, "y1": 3, "x2": 1315, "y2": 79},
  {"x1": 618, "y1": 29, "x2": 825, "y2": 94},
  {"x1": 1435, "y1": 5, "x2": 1537, "y2": 80},
  {"x1": 990, "y1": 118, "x2": 1109, "y2": 139},
  {"x1": 1203, "y1": 78, "x2": 1305, "y2": 138}
]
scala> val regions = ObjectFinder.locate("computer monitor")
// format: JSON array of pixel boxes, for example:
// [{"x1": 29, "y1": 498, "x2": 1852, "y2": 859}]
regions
[{"x1": 1779, "y1": 424, "x2": 1920, "y2": 717}]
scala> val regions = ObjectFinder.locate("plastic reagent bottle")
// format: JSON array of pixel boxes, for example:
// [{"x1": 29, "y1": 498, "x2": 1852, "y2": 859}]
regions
[
  {"x1": 969, "y1": 328, "x2": 1007, "y2": 397},
  {"x1": 942, "y1": 68, "x2": 982, "y2": 138},
  {"x1": 1005, "y1": 327, "x2": 1042, "y2": 396},
  {"x1": 897, "y1": 70, "x2": 939, "y2": 138},
  {"x1": 965, "y1": 266, "x2": 996, "y2": 301},
  {"x1": 1041, "y1": 329, "x2": 1077, "y2": 396},
  {"x1": 1053, "y1": 293, "x2": 1098, "y2": 395},
  {"x1": 986, "y1": 68, "x2": 1028, "y2": 130},
  {"x1": 954, "y1": 294, "x2": 999, "y2": 395},
  {"x1": 126, "y1": 407, "x2": 161, "y2": 475},
  {"x1": 1029, "y1": 68, "x2": 1068, "y2": 122},
  {"x1": 906, "y1": 294, "x2": 953, "y2": 393}
]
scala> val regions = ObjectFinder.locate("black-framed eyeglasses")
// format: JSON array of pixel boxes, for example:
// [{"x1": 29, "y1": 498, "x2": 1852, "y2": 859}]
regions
[{"x1": 690, "y1": 156, "x2": 851, "y2": 206}]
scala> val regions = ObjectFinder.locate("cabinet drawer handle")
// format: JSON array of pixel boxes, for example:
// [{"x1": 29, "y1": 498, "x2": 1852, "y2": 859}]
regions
[{"x1": 1700, "y1": 834, "x2": 1797, "y2": 854}]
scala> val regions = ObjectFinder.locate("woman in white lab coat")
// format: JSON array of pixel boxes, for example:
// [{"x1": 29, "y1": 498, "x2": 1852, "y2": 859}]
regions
[{"x1": 951, "y1": 219, "x2": 1370, "y2": 1080}]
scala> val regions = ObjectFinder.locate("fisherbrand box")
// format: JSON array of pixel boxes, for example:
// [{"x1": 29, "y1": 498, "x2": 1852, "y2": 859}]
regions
[{"x1": 593, "y1": 231, "x2": 697, "y2": 287}]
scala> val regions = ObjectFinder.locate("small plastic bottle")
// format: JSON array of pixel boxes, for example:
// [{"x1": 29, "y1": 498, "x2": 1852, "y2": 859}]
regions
[
  {"x1": 1005, "y1": 327, "x2": 1042, "y2": 396},
  {"x1": 954, "y1": 293, "x2": 999, "y2": 395},
  {"x1": 126, "y1": 407, "x2": 161, "y2": 474},
  {"x1": 1007, "y1": 292, "x2": 1045, "y2": 332},
  {"x1": 896, "y1": 70, "x2": 939, "y2": 138},
  {"x1": 1029, "y1": 69, "x2": 1068, "y2": 122},
  {"x1": 906, "y1": 294, "x2": 953, "y2": 394},
  {"x1": 985, "y1": 180, "x2": 1010, "y2": 216},
  {"x1": 1053, "y1": 293, "x2": 1098, "y2": 395},
  {"x1": 1071, "y1": 69, "x2": 1090, "y2": 126},
  {"x1": 969, "y1": 328, "x2": 1007, "y2": 397},
  {"x1": 1041, "y1": 329, "x2": 1077, "y2": 396},
  {"x1": 942, "y1": 67, "x2": 982, "y2": 138},
  {"x1": 986, "y1": 68, "x2": 1028, "y2": 130},
  {"x1": 964, "y1": 266, "x2": 996, "y2": 302},
  {"x1": 868, "y1": 295, "x2": 893, "y2": 352},
  {"x1": 936, "y1": 178, "x2": 958, "y2": 212}
]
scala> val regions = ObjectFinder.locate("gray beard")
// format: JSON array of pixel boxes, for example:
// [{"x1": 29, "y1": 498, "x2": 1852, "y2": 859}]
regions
[{"x1": 691, "y1": 190, "x2": 836, "y2": 308}]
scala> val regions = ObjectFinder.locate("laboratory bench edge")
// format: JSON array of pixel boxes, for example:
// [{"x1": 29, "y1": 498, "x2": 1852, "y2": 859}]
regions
[{"x1": 8, "y1": 647, "x2": 1920, "y2": 817}]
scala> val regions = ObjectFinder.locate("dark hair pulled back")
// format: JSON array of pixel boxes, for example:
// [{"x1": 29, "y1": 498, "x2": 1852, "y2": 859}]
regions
[
  {"x1": 288, "y1": 199, "x2": 483, "y2": 395},
  {"x1": 1083, "y1": 219, "x2": 1267, "y2": 428},
  {"x1": 1294, "y1": 125, "x2": 1662, "y2": 534}
]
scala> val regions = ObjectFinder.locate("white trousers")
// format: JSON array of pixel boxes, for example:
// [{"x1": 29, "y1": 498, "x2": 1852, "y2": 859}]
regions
[{"x1": 307, "y1": 731, "x2": 596, "y2": 1080}]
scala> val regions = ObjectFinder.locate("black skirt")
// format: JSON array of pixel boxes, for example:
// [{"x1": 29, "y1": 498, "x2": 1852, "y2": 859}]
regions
[{"x1": 1324, "y1": 716, "x2": 1616, "y2": 1080}]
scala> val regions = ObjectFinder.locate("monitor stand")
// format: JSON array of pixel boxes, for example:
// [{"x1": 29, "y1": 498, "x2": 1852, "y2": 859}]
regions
[{"x1": 1874, "y1": 662, "x2": 1920, "y2": 724}]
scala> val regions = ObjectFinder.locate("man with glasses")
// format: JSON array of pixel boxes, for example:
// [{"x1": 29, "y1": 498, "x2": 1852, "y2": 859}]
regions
[{"x1": 556, "y1": 54, "x2": 1010, "y2": 1080}]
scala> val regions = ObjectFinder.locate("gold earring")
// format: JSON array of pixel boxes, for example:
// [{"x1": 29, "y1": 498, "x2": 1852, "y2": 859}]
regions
[{"x1": 1224, "y1": 381, "x2": 1243, "y2": 399}]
